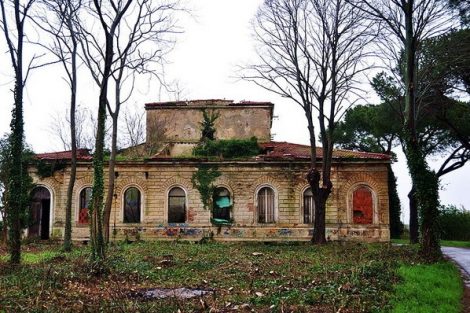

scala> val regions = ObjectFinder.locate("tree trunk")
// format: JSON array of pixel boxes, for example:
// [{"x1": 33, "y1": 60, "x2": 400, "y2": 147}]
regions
[
  {"x1": 90, "y1": 33, "x2": 113, "y2": 261},
  {"x1": 8, "y1": 76, "x2": 24, "y2": 265},
  {"x1": 103, "y1": 114, "x2": 118, "y2": 243},
  {"x1": 63, "y1": 38, "x2": 78, "y2": 252},
  {"x1": 408, "y1": 186, "x2": 419, "y2": 244},
  {"x1": 403, "y1": 0, "x2": 440, "y2": 259}
]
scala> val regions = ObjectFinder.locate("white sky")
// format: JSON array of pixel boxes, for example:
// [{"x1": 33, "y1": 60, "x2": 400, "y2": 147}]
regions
[{"x1": 0, "y1": 0, "x2": 468, "y2": 224}]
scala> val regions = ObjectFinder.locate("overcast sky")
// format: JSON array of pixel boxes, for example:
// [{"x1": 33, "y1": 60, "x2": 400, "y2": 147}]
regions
[{"x1": 0, "y1": 0, "x2": 468, "y2": 224}]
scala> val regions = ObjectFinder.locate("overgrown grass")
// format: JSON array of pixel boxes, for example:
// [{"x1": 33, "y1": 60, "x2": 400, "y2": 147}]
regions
[
  {"x1": 0, "y1": 241, "x2": 462, "y2": 312},
  {"x1": 392, "y1": 238, "x2": 470, "y2": 248},
  {"x1": 390, "y1": 262, "x2": 463, "y2": 313}
]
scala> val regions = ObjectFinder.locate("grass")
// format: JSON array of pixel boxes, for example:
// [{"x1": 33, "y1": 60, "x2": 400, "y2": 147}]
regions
[
  {"x1": 390, "y1": 262, "x2": 463, "y2": 313},
  {"x1": 0, "y1": 241, "x2": 464, "y2": 312},
  {"x1": 391, "y1": 238, "x2": 470, "y2": 248}
]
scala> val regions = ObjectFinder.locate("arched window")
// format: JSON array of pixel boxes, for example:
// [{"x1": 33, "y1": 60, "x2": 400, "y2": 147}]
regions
[
  {"x1": 213, "y1": 187, "x2": 231, "y2": 221},
  {"x1": 30, "y1": 187, "x2": 51, "y2": 240},
  {"x1": 168, "y1": 187, "x2": 186, "y2": 223},
  {"x1": 79, "y1": 187, "x2": 92, "y2": 224},
  {"x1": 303, "y1": 188, "x2": 314, "y2": 224},
  {"x1": 124, "y1": 187, "x2": 141, "y2": 223},
  {"x1": 257, "y1": 186, "x2": 275, "y2": 223},
  {"x1": 352, "y1": 186, "x2": 373, "y2": 224}
]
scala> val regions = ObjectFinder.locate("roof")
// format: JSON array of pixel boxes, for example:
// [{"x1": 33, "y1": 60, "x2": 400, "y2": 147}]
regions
[
  {"x1": 145, "y1": 99, "x2": 274, "y2": 109},
  {"x1": 34, "y1": 142, "x2": 390, "y2": 162},
  {"x1": 259, "y1": 142, "x2": 390, "y2": 161},
  {"x1": 36, "y1": 149, "x2": 92, "y2": 161}
]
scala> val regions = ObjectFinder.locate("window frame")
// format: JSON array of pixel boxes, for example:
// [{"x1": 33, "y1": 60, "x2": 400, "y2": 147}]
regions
[
  {"x1": 212, "y1": 186, "x2": 232, "y2": 221},
  {"x1": 347, "y1": 183, "x2": 378, "y2": 225},
  {"x1": 302, "y1": 186, "x2": 315, "y2": 224},
  {"x1": 167, "y1": 186, "x2": 188, "y2": 224},
  {"x1": 255, "y1": 185, "x2": 278, "y2": 224},
  {"x1": 122, "y1": 186, "x2": 143, "y2": 224},
  {"x1": 78, "y1": 187, "x2": 92, "y2": 225}
]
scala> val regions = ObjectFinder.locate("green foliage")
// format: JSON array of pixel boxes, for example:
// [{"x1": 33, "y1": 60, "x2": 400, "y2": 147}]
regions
[
  {"x1": 388, "y1": 166, "x2": 404, "y2": 239},
  {"x1": 191, "y1": 165, "x2": 221, "y2": 209},
  {"x1": 34, "y1": 158, "x2": 67, "y2": 178},
  {"x1": 390, "y1": 262, "x2": 462, "y2": 313},
  {"x1": 193, "y1": 137, "x2": 261, "y2": 159},
  {"x1": 0, "y1": 134, "x2": 34, "y2": 237},
  {"x1": 439, "y1": 205, "x2": 470, "y2": 241},
  {"x1": 199, "y1": 109, "x2": 220, "y2": 142}
]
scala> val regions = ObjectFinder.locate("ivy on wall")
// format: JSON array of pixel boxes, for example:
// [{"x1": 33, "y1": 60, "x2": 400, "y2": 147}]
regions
[{"x1": 191, "y1": 164, "x2": 221, "y2": 209}]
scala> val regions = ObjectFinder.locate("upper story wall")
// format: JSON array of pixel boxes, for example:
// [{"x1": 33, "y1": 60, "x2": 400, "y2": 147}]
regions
[{"x1": 145, "y1": 99, "x2": 273, "y2": 144}]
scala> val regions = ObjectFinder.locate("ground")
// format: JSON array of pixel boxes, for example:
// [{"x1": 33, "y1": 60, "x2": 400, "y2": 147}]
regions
[{"x1": 0, "y1": 241, "x2": 465, "y2": 312}]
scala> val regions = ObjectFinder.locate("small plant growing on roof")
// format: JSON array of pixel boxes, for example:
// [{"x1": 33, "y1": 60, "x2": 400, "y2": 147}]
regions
[{"x1": 199, "y1": 109, "x2": 220, "y2": 142}]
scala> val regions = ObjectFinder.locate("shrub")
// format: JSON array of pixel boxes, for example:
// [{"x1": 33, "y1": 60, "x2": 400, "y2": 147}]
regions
[
  {"x1": 439, "y1": 205, "x2": 470, "y2": 241},
  {"x1": 193, "y1": 137, "x2": 261, "y2": 159}
]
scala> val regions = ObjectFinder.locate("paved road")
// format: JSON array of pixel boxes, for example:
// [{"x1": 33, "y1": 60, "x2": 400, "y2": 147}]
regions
[{"x1": 442, "y1": 247, "x2": 470, "y2": 287}]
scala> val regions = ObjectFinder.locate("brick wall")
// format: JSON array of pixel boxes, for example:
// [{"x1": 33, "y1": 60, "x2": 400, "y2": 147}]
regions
[{"x1": 32, "y1": 160, "x2": 390, "y2": 242}]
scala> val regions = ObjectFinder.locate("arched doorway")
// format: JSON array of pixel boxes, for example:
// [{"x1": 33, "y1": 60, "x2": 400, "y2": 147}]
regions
[{"x1": 29, "y1": 187, "x2": 51, "y2": 239}]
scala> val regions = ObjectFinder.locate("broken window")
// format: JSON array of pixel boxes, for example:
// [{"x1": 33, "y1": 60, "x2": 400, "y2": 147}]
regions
[
  {"x1": 303, "y1": 187, "x2": 314, "y2": 224},
  {"x1": 212, "y1": 187, "x2": 232, "y2": 222},
  {"x1": 168, "y1": 187, "x2": 186, "y2": 223},
  {"x1": 124, "y1": 187, "x2": 141, "y2": 223},
  {"x1": 258, "y1": 186, "x2": 275, "y2": 223},
  {"x1": 352, "y1": 186, "x2": 373, "y2": 224},
  {"x1": 79, "y1": 187, "x2": 92, "y2": 224}
]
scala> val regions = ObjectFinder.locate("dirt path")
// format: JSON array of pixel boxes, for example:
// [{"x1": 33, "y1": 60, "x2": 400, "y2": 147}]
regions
[{"x1": 442, "y1": 247, "x2": 470, "y2": 311}]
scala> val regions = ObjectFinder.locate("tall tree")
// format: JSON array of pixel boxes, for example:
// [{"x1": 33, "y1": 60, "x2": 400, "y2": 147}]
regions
[
  {"x1": 244, "y1": 0, "x2": 374, "y2": 243},
  {"x1": 0, "y1": 0, "x2": 36, "y2": 264},
  {"x1": 79, "y1": 0, "x2": 179, "y2": 243},
  {"x1": 82, "y1": 0, "x2": 134, "y2": 262},
  {"x1": 35, "y1": 0, "x2": 82, "y2": 252},
  {"x1": 349, "y1": 0, "x2": 452, "y2": 259}
]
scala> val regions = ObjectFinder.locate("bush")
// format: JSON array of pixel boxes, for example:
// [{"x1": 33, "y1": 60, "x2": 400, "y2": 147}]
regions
[
  {"x1": 439, "y1": 205, "x2": 470, "y2": 241},
  {"x1": 193, "y1": 137, "x2": 261, "y2": 158}
]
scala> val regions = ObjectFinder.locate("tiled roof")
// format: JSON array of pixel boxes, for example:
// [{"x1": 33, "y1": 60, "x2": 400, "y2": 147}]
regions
[
  {"x1": 36, "y1": 149, "x2": 92, "y2": 161},
  {"x1": 259, "y1": 142, "x2": 390, "y2": 161}
]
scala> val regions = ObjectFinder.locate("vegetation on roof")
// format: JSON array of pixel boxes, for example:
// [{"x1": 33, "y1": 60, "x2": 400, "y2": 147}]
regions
[{"x1": 193, "y1": 137, "x2": 261, "y2": 159}]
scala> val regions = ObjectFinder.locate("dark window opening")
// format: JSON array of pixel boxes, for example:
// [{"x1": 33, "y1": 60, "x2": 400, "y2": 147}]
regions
[
  {"x1": 168, "y1": 187, "x2": 186, "y2": 223},
  {"x1": 258, "y1": 187, "x2": 275, "y2": 223},
  {"x1": 212, "y1": 187, "x2": 232, "y2": 222},
  {"x1": 303, "y1": 188, "x2": 314, "y2": 224},
  {"x1": 29, "y1": 187, "x2": 51, "y2": 240},
  {"x1": 79, "y1": 187, "x2": 92, "y2": 224},
  {"x1": 124, "y1": 187, "x2": 141, "y2": 223}
]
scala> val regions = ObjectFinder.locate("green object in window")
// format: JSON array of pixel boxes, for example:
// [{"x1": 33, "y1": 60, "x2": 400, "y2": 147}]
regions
[
  {"x1": 211, "y1": 218, "x2": 232, "y2": 226},
  {"x1": 215, "y1": 196, "x2": 231, "y2": 208}
]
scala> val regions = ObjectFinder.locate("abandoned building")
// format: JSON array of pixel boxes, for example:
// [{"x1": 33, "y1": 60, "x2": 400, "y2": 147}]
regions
[{"x1": 30, "y1": 99, "x2": 391, "y2": 242}]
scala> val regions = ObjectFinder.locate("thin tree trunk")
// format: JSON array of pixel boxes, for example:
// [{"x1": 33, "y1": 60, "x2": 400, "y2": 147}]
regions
[
  {"x1": 103, "y1": 114, "x2": 118, "y2": 243},
  {"x1": 408, "y1": 186, "x2": 419, "y2": 244},
  {"x1": 63, "y1": 34, "x2": 78, "y2": 252}
]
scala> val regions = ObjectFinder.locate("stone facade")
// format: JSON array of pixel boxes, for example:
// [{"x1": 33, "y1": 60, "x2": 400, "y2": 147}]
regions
[
  {"x1": 31, "y1": 160, "x2": 389, "y2": 242},
  {"x1": 31, "y1": 100, "x2": 390, "y2": 242},
  {"x1": 145, "y1": 99, "x2": 273, "y2": 143}
]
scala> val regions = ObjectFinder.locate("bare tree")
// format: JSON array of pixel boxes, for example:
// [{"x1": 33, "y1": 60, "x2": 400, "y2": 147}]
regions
[
  {"x1": 120, "y1": 105, "x2": 146, "y2": 149},
  {"x1": 49, "y1": 106, "x2": 95, "y2": 151},
  {"x1": 348, "y1": 0, "x2": 453, "y2": 258},
  {"x1": 79, "y1": 0, "x2": 180, "y2": 244},
  {"x1": 243, "y1": 0, "x2": 374, "y2": 243},
  {"x1": 0, "y1": 0, "x2": 41, "y2": 264},
  {"x1": 34, "y1": 0, "x2": 82, "y2": 251}
]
